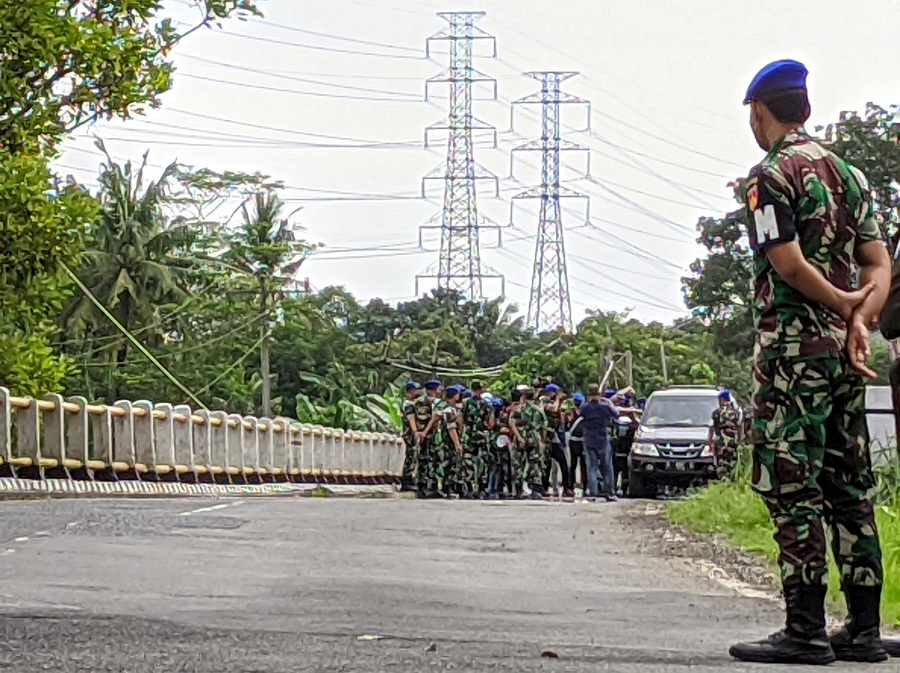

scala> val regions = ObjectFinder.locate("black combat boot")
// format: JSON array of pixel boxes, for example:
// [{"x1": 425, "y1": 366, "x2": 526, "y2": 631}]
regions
[
  {"x1": 729, "y1": 584, "x2": 835, "y2": 665},
  {"x1": 829, "y1": 586, "x2": 889, "y2": 662}
]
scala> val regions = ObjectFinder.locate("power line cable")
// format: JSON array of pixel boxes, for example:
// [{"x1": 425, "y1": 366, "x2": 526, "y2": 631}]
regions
[
  {"x1": 198, "y1": 26, "x2": 428, "y2": 60},
  {"x1": 244, "y1": 19, "x2": 422, "y2": 53},
  {"x1": 178, "y1": 72, "x2": 424, "y2": 102},
  {"x1": 179, "y1": 53, "x2": 422, "y2": 96}
]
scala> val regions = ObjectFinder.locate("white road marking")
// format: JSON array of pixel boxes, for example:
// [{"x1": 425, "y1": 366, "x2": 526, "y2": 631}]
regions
[
  {"x1": 14, "y1": 537, "x2": 28, "y2": 543},
  {"x1": 177, "y1": 501, "x2": 243, "y2": 517}
]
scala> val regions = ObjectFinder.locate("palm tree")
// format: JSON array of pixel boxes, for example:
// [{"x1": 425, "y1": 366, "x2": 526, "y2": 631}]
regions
[
  {"x1": 62, "y1": 140, "x2": 197, "y2": 400},
  {"x1": 222, "y1": 191, "x2": 313, "y2": 417}
]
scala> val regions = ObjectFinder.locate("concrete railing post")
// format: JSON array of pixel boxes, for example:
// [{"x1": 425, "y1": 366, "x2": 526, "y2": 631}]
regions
[
  {"x1": 209, "y1": 411, "x2": 228, "y2": 477},
  {"x1": 243, "y1": 416, "x2": 259, "y2": 478},
  {"x1": 65, "y1": 396, "x2": 89, "y2": 472},
  {"x1": 153, "y1": 403, "x2": 176, "y2": 477},
  {"x1": 0, "y1": 388, "x2": 11, "y2": 469},
  {"x1": 273, "y1": 417, "x2": 291, "y2": 478},
  {"x1": 173, "y1": 404, "x2": 193, "y2": 478},
  {"x1": 288, "y1": 423, "x2": 302, "y2": 479},
  {"x1": 41, "y1": 394, "x2": 66, "y2": 473},
  {"x1": 226, "y1": 414, "x2": 244, "y2": 479},
  {"x1": 16, "y1": 397, "x2": 40, "y2": 471},
  {"x1": 192, "y1": 409, "x2": 212, "y2": 477},
  {"x1": 112, "y1": 400, "x2": 136, "y2": 474},
  {"x1": 133, "y1": 401, "x2": 155, "y2": 475},
  {"x1": 258, "y1": 417, "x2": 274, "y2": 478}
]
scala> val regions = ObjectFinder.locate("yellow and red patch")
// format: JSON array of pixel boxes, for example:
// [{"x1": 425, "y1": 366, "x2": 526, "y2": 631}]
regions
[{"x1": 747, "y1": 183, "x2": 759, "y2": 211}]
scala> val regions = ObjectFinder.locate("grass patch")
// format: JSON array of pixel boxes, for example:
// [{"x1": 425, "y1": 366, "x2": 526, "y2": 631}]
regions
[{"x1": 667, "y1": 480, "x2": 900, "y2": 626}]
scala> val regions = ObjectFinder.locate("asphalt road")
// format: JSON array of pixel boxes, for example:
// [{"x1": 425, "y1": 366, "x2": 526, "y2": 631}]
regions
[{"x1": 0, "y1": 496, "x2": 888, "y2": 672}]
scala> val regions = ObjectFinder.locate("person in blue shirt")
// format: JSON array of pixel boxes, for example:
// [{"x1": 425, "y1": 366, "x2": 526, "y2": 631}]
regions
[{"x1": 578, "y1": 383, "x2": 621, "y2": 501}]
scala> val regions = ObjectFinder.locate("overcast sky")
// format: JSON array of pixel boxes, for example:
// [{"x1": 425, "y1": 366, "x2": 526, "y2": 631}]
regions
[{"x1": 55, "y1": 0, "x2": 900, "y2": 324}]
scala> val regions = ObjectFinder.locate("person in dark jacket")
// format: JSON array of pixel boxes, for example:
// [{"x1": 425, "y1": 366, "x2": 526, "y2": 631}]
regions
[{"x1": 578, "y1": 384, "x2": 620, "y2": 501}]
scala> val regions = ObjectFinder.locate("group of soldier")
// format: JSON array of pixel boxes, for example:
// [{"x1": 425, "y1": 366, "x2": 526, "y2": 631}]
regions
[{"x1": 399, "y1": 377, "x2": 645, "y2": 500}]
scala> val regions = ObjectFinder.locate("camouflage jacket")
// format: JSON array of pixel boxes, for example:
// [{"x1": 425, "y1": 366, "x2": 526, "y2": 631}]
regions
[
  {"x1": 543, "y1": 398, "x2": 564, "y2": 434},
  {"x1": 745, "y1": 130, "x2": 883, "y2": 360},
  {"x1": 401, "y1": 397, "x2": 417, "y2": 445},
  {"x1": 462, "y1": 397, "x2": 492, "y2": 446},
  {"x1": 711, "y1": 405, "x2": 741, "y2": 441},
  {"x1": 414, "y1": 395, "x2": 435, "y2": 439},
  {"x1": 432, "y1": 399, "x2": 460, "y2": 449},
  {"x1": 512, "y1": 401, "x2": 547, "y2": 447}
]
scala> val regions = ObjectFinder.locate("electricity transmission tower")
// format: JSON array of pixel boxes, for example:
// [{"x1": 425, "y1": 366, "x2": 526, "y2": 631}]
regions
[
  {"x1": 510, "y1": 72, "x2": 591, "y2": 333},
  {"x1": 416, "y1": 11, "x2": 503, "y2": 300}
]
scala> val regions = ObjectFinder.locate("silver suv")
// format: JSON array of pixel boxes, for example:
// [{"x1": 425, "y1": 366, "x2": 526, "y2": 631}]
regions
[{"x1": 627, "y1": 386, "x2": 720, "y2": 498}]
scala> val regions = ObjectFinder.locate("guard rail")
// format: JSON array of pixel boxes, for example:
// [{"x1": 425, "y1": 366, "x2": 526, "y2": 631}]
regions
[{"x1": 0, "y1": 388, "x2": 404, "y2": 484}]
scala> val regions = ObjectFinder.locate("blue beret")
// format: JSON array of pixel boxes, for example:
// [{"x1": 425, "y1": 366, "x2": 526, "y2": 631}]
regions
[
  {"x1": 743, "y1": 59, "x2": 808, "y2": 105},
  {"x1": 572, "y1": 392, "x2": 585, "y2": 404},
  {"x1": 719, "y1": 389, "x2": 732, "y2": 399},
  {"x1": 405, "y1": 381, "x2": 421, "y2": 391},
  {"x1": 545, "y1": 383, "x2": 560, "y2": 393},
  {"x1": 446, "y1": 385, "x2": 463, "y2": 396},
  {"x1": 462, "y1": 389, "x2": 473, "y2": 399},
  {"x1": 491, "y1": 398, "x2": 504, "y2": 408},
  {"x1": 603, "y1": 389, "x2": 617, "y2": 399},
  {"x1": 424, "y1": 380, "x2": 442, "y2": 390}
]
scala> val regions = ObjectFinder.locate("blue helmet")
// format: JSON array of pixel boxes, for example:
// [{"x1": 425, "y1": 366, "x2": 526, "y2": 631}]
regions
[
  {"x1": 545, "y1": 383, "x2": 560, "y2": 393},
  {"x1": 572, "y1": 392, "x2": 585, "y2": 404},
  {"x1": 491, "y1": 397, "x2": 504, "y2": 408},
  {"x1": 718, "y1": 389, "x2": 732, "y2": 400},
  {"x1": 603, "y1": 389, "x2": 617, "y2": 399}
]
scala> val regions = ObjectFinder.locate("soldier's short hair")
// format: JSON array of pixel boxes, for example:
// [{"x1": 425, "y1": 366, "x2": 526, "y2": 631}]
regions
[
  {"x1": 522, "y1": 389, "x2": 535, "y2": 401},
  {"x1": 758, "y1": 88, "x2": 810, "y2": 125}
]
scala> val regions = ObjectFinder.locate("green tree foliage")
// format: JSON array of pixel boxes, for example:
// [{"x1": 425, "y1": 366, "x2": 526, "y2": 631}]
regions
[
  {"x1": 820, "y1": 104, "x2": 900, "y2": 243},
  {"x1": 0, "y1": 0, "x2": 260, "y2": 395}
]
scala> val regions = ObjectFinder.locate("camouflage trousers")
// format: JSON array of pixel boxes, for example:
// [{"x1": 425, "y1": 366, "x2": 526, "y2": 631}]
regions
[
  {"x1": 401, "y1": 438, "x2": 418, "y2": 486},
  {"x1": 448, "y1": 450, "x2": 480, "y2": 494},
  {"x1": 715, "y1": 436, "x2": 740, "y2": 480},
  {"x1": 487, "y1": 446, "x2": 511, "y2": 493},
  {"x1": 508, "y1": 445, "x2": 523, "y2": 493},
  {"x1": 752, "y1": 354, "x2": 882, "y2": 591},
  {"x1": 519, "y1": 441, "x2": 545, "y2": 490},
  {"x1": 416, "y1": 439, "x2": 444, "y2": 493}
]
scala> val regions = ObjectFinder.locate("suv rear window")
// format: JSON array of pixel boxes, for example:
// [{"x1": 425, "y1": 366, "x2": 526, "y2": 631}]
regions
[{"x1": 642, "y1": 396, "x2": 719, "y2": 427}]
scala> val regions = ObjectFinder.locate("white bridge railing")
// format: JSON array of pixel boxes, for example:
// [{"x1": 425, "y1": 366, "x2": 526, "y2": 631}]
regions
[{"x1": 0, "y1": 388, "x2": 404, "y2": 483}]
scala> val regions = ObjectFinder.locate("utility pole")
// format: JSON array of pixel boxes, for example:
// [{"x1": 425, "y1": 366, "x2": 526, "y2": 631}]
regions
[
  {"x1": 509, "y1": 72, "x2": 590, "y2": 333},
  {"x1": 660, "y1": 337, "x2": 668, "y2": 386},
  {"x1": 416, "y1": 11, "x2": 503, "y2": 299},
  {"x1": 625, "y1": 350, "x2": 633, "y2": 389}
]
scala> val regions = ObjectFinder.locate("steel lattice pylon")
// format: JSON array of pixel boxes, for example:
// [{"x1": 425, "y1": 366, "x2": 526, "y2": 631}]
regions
[
  {"x1": 510, "y1": 72, "x2": 591, "y2": 333},
  {"x1": 416, "y1": 11, "x2": 503, "y2": 300}
]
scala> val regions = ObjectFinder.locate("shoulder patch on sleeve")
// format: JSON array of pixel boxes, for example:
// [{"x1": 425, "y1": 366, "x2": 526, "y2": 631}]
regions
[
  {"x1": 747, "y1": 184, "x2": 759, "y2": 211},
  {"x1": 754, "y1": 205, "x2": 780, "y2": 242}
]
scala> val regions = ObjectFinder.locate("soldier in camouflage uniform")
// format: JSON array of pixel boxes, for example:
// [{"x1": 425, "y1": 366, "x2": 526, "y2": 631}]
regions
[
  {"x1": 510, "y1": 388, "x2": 547, "y2": 500},
  {"x1": 729, "y1": 60, "x2": 892, "y2": 666},
  {"x1": 504, "y1": 386, "x2": 527, "y2": 497},
  {"x1": 708, "y1": 389, "x2": 743, "y2": 480},
  {"x1": 416, "y1": 380, "x2": 442, "y2": 498},
  {"x1": 460, "y1": 381, "x2": 492, "y2": 498},
  {"x1": 400, "y1": 381, "x2": 423, "y2": 492},
  {"x1": 437, "y1": 386, "x2": 465, "y2": 497},
  {"x1": 486, "y1": 397, "x2": 509, "y2": 499}
]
